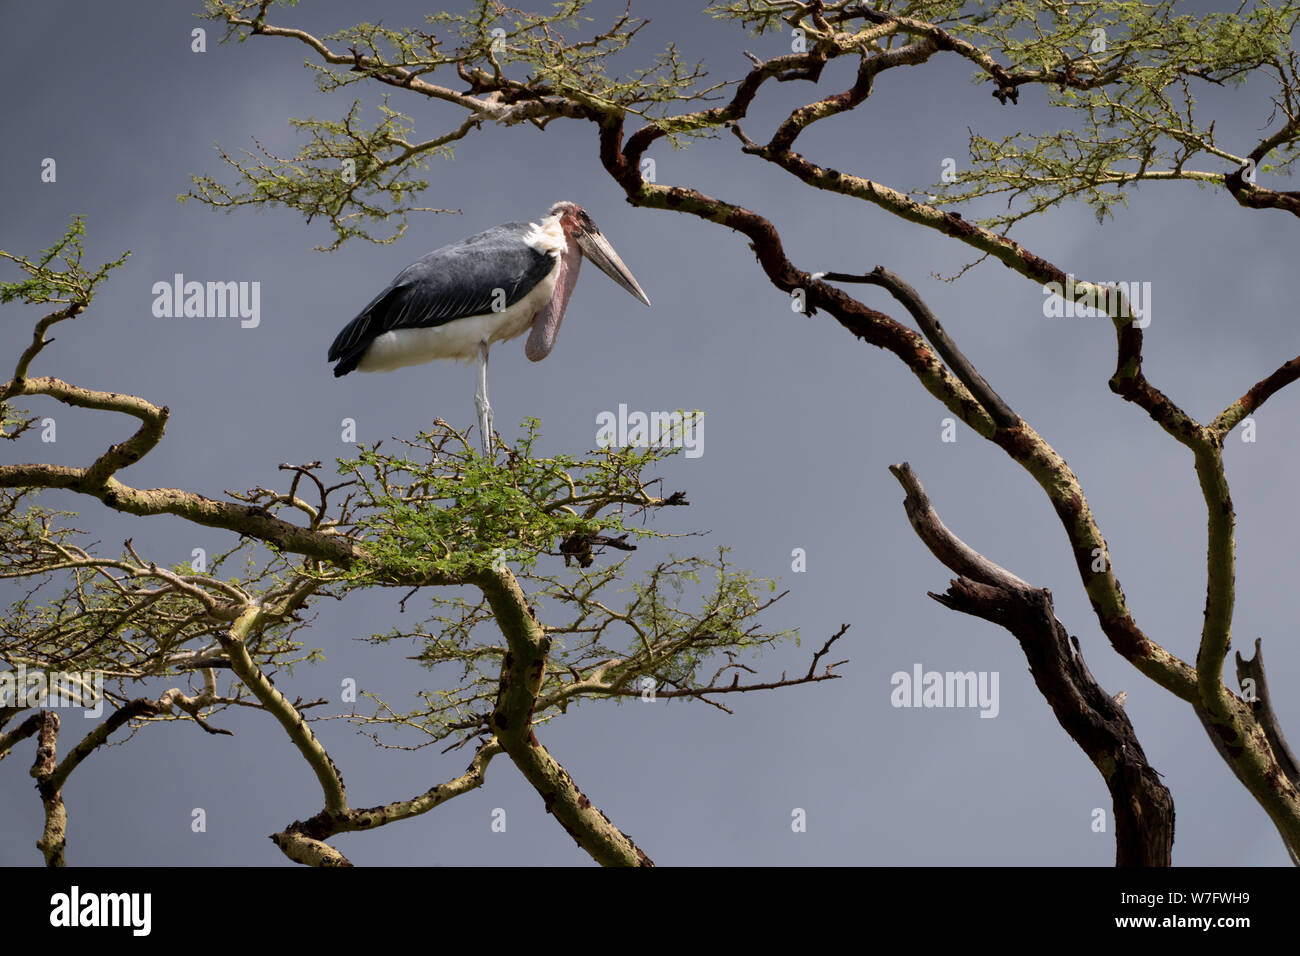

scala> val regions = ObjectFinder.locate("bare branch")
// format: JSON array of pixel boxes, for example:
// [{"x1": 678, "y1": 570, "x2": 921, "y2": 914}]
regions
[
  {"x1": 832, "y1": 267, "x2": 1020, "y2": 429},
  {"x1": 889, "y1": 461, "x2": 1174, "y2": 866},
  {"x1": 1236, "y1": 639, "x2": 1300, "y2": 790}
]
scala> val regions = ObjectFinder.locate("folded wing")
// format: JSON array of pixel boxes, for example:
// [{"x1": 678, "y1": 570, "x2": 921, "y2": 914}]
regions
[{"x1": 328, "y1": 224, "x2": 556, "y2": 376}]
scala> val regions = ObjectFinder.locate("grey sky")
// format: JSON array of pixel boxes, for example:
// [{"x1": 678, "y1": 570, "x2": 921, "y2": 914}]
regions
[{"x1": 2, "y1": 0, "x2": 1296, "y2": 866}]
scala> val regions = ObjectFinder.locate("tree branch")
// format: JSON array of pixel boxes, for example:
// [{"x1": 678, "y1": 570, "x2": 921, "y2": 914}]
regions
[
  {"x1": 481, "y1": 567, "x2": 652, "y2": 866},
  {"x1": 889, "y1": 461, "x2": 1175, "y2": 866},
  {"x1": 1236, "y1": 639, "x2": 1300, "y2": 789},
  {"x1": 829, "y1": 267, "x2": 1020, "y2": 428}
]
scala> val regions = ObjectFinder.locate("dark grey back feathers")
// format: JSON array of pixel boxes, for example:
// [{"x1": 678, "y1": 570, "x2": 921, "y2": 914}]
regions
[{"x1": 328, "y1": 223, "x2": 557, "y2": 376}]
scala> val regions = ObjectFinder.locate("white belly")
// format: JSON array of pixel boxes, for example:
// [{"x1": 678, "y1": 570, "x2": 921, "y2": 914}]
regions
[{"x1": 356, "y1": 267, "x2": 559, "y2": 371}]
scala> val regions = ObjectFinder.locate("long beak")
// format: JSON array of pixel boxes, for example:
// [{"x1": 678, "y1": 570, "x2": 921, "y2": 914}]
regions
[{"x1": 577, "y1": 228, "x2": 652, "y2": 307}]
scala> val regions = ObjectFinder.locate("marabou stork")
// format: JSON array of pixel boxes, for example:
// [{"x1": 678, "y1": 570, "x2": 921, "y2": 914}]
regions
[{"x1": 328, "y1": 201, "x2": 651, "y2": 454}]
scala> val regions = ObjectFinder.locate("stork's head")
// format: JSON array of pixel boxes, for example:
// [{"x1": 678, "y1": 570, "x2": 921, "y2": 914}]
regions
[{"x1": 548, "y1": 201, "x2": 651, "y2": 307}]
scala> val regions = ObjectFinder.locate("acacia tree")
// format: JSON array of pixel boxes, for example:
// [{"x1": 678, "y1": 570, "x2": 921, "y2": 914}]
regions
[
  {"x1": 0, "y1": 222, "x2": 850, "y2": 867},
  {"x1": 181, "y1": 0, "x2": 1300, "y2": 866}
]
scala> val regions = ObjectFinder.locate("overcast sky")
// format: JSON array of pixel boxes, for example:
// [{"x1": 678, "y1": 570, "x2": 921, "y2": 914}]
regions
[{"x1": 3, "y1": 0, "x2": 1298, "y2": 866}]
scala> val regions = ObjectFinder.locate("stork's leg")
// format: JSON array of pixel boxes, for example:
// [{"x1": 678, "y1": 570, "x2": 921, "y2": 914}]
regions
[{"x1": 474, "y1": 339, "x2": 493, "y2": 456}]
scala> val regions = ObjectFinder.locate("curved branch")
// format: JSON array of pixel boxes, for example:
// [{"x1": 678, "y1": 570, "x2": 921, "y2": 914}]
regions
[
  {"x1": 217, "y1": 5, "x2": 590, "y2": 125},
  {"x1": 889, "y1": 463, "x2": 1029, "y2": 590},
  {"x1": 890, "y1": 461, "x2": 1175, "y2": 866},
  {"x1": 1212, "y1": 354, "x2": 1300, "y2": 436},
  {"x1": 46, "y1": 697, "x2": 162, "y2": 794},
  {"x1": 1236, "y1": 639, "x2": 1300, "y2": 789},
  {"x1": 599, "y1": 135, "x2": 1197, "y2": 699},
  {"x1": 26, "y1": 697, "x2": 162, "y2": 866},
  {"x1": 1224, "y1": 110, "x2": 1300, "y2": 217},
  {"x1": 480, "y1": 567, "x2": 652, "y2": 866},
  {"x1": 834, "y1": 267, "x2": 1020, "y2": 428},
  {"x1": 2, "y1": 376, "x2": 167, "y2": 485},
  {"x1": 2, "y1": 305, "x2": 84, "y2": 391},
  {"x1": 0, "y1": 710, "x2": 44, "y2": 761},
  {"x1": 0, "y1": 460, "x2": 362, "y2": 565},
  {"x1": 218, "y1": 607, "x2": 347, "y2": 817},
  {"x1": 271, "y1": 738, "x2": 503, "y2": 866}
]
